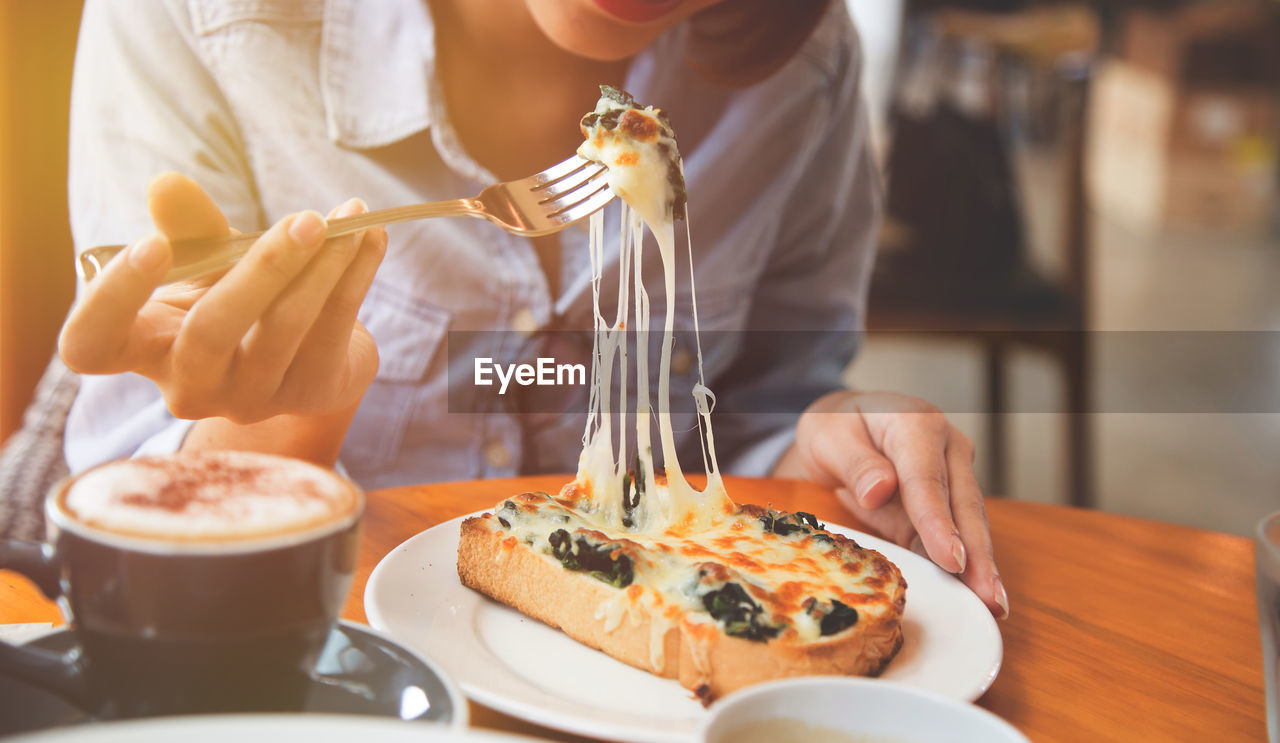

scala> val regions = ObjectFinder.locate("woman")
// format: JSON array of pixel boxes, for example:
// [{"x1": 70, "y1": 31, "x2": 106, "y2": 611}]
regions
[{"x1": 58, "y1": 0, "x2": 1005, "y2": 617}]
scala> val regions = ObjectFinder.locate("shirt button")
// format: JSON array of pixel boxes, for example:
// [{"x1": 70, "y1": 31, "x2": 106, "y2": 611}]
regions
[
  {"x1": 484, "y1": 440, "x2": 513, "y2": 469},
  {"x1": 512, "y1": 307, "x2": 537, "y2": 335},
  {"x1": 671, "y1": 348, "x2": 694, "y2": 376}
]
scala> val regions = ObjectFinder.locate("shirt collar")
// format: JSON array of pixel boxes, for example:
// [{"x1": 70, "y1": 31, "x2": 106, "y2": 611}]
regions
[{"x1": 320, "y1": 0, "x2": 436, "y2": 149}]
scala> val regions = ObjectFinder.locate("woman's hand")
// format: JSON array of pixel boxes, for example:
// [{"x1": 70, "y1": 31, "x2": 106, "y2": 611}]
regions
[
  {"x1": 59, "y1": 173, "x2": 387, "y2": 460},
  {"x1": 775, "y1": 390, "x2": 1008, "y2": 619}
]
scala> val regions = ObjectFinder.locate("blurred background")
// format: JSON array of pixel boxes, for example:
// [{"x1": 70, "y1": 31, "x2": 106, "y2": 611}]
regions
[
  {"x1": 845, "y1": 0, "x2": 1279, "y2": 535},
  {"x1": 0, "y1": 0, "x2": 1276, "y2": 536}
]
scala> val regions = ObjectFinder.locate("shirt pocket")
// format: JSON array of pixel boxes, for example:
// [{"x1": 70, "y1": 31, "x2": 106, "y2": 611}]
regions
[{"x1": 343, "y1": 280, "x2": 451, "y2": 470}]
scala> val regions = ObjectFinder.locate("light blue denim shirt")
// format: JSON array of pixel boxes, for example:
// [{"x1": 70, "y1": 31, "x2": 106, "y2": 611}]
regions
[{"x1": 65, "y1": 0, "x2": 881, "y2": 490}]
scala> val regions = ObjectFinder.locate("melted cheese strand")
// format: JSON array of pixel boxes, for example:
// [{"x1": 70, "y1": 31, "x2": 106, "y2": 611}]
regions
[
  {"x1": 683, "y1": 211, "x2": 724, "y2": 490},
  {"x1": 584, "y1": 210, "x2": 604, "y2": 450},
  {"x1": 581, "y1": 210, "x2": 612, "y2": 496},
  {"x1": 631, "y1": 209, "x2": 657, "y2": 508}
]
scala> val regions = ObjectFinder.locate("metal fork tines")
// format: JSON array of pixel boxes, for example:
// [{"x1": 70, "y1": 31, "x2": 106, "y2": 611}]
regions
[{"x1": 77, "y1": 155, "x2": 614, "y2": 285}]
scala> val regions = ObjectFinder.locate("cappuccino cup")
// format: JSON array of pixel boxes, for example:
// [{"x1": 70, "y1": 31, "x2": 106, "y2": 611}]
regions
[{"x1": 0, "y1": 450, "x2": 363, "y2": 718}]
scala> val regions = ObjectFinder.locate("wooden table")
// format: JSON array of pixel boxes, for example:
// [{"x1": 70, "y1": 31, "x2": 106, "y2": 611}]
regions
[{"x1": 1, "y1": 476, "x2": 1267, "y2": 742}]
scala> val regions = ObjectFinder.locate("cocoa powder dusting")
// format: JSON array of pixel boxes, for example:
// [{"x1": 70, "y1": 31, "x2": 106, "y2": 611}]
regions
[{"x1": 116, "y1": 455, "x2": 325, "y2": 514}]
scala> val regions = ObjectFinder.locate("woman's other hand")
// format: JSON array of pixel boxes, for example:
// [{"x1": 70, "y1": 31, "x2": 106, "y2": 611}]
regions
[{"x1": 775, "y1": 390, "x2": 1008, "y2": 619}]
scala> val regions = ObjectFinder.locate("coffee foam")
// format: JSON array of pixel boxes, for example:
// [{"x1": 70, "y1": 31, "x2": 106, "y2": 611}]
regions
[{"x1": 54, "y1": 451, "x2": 360, "y2": 548}]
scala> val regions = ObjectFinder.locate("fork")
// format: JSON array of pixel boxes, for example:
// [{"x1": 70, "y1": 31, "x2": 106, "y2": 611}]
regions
[{"x1": 76, "y1": 155, "x2": 614, "y2": 285}]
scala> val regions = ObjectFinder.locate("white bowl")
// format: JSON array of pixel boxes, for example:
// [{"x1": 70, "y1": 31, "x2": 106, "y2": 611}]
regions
[{"x1": 700, "y1": 677, "x2": 1028, "y2": 743}]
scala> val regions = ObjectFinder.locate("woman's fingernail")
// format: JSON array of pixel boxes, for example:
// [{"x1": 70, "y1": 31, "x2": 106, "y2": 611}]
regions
[
  {"x1": 128, "y1": 237, "x2": 166, "y2": 273},
  {"x1": 952, "y1": 537, "x2": 967, "y2": 573},
  {"x1": 993, "y1": 575, "x2": 1010, "y2": 619},
  {"x1": 289, "y1": 210, "x2": 326, "y2": 247},
  {"x1": 336, "y1": 197, "x2": 368, "y2": 218},
  {"x1": 855, "y1": 472, "x2": 884, "y2": 505}
]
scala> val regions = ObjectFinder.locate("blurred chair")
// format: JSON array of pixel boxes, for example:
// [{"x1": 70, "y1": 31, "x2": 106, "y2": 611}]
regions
[
  {"x1": 868, "y1": 3, "x2": 1099, "y2": 506},
  {"x1": 0, "y1": 356, "x2": 77, "y2": 540}
]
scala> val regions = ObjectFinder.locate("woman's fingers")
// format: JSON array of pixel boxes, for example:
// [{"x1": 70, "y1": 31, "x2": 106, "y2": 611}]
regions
[
  {"x1": 282, "y1": 222, "x2": 387, "y2": 408},
  {"x1": 863, "y1": 403, "x2": 966, "y2": 574},
  {"x1": 170, "y1": 211, "x2": 327, "y2": 396},
  {"x1": 59, "y1": 234, "x2": 173, "y2": 374},
  {"x1": 234, "y1": 199, "x2": 370, "y2": 404},
  {"x1": 947, "y1": 429, "x2": 1008, "y2": 618},
  {"x1": 60, "y1": 172, "x2": 223, "y2": 379},
  {"x1": 147, "y1": 172, "x2": 230, "y2": 241},
  {"x1": 832, "y1": 488, "x2": 915, "y2": 550},
  {"x1": 799, "y1": 407, "x2": 899, "y2": 508}
]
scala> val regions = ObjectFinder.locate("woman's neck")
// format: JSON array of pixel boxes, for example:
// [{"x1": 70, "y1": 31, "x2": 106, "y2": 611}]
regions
[{"x1": 430, "y1": 0, "x2": 630, "y2": 180}]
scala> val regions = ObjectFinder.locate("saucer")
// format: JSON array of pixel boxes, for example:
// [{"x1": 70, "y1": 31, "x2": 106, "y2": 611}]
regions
[{"x1": 0, "y1": 621, "x2": 464, "y2": 737}]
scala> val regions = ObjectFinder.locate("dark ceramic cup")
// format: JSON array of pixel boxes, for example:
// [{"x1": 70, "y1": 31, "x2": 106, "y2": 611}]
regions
[{"x1": 0, "y1": 450, "x2": 363, "y2": 718}]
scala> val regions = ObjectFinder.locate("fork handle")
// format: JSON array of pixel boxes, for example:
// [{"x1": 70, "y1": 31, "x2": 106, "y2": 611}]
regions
[{"x1": 77, "y1": 198, "x2": 480, "y2": 285}]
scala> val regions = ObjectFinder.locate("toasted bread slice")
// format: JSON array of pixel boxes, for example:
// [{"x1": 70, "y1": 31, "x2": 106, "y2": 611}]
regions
[{"x1": 457, "y1": 503, "x2": 905, "y2": 703}]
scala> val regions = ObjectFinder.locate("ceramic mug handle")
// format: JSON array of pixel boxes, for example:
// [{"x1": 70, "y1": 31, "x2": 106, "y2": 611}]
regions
[{"x1": 0, "y1": 540, "x2": 88, "y2": 707}]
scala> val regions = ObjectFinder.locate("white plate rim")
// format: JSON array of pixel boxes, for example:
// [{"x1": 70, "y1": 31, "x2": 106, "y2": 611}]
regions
[
  {"x1": 365, "y1": 510, "x2": 1002, "y2": 743},
  {"x1": 2, "y1": 714, "x2": 539, "y2": 743}
]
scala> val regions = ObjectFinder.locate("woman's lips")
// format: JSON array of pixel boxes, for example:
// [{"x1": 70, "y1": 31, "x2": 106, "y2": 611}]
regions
[{"x1": 592, "y1": 0, "x2": 685, "y2": 24}]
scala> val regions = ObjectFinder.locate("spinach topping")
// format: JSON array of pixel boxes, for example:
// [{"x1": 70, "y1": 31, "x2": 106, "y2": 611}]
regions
[
  {"x1": 806, "y1": 598, "x2": 860, "y2": 636},
  {"x1": 497, "y1": 499, "x2": 520, "y2": 529},
  {"x1": 599, "y1": 84, "x2": 635, "y2": 108},
  {"x1": 758, "y1": 511, "x2": 802, "y2": 537},
  {"x1": 758, "y1": 510, "x2": 833, "y2": 545},
  {"x1": 581, "y1": 87, "x2": 633, "y2": 131},
  {"x1": 620, "y1": 455, "x2": 644, "y2": 528},
  {"x1": 547, "y1": 529, "x2": 634, "y2": 588},
  {"x1": 700, "y1": 580, "x2": 782, "y2": 642},
  {"x1": 497, "y1": 492, "x2": 555, "y2": 528},
  {"x1": 580, "y1": 108, "x2": 623, "y2": 132}
]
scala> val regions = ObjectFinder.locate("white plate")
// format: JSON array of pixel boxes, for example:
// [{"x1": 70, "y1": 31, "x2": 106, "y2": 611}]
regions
[
  {"x1": 5, "y1": 715, "x2": 541, "y2": 743},
  {"x1": 365, "y1": 512, "x2": 1002, "y2": 743}
]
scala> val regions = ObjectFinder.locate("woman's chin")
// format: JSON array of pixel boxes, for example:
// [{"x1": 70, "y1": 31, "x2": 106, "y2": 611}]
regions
[
  {"x1": 591, "y1": 0, "x2": 685, "y2": 24},
  {"x1": 524, "y1": 0, "x2": 721, "y2": 61}
]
